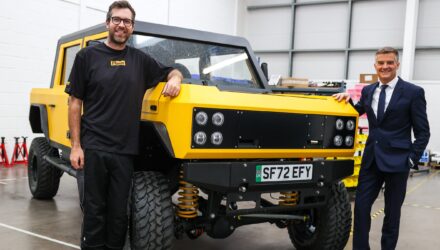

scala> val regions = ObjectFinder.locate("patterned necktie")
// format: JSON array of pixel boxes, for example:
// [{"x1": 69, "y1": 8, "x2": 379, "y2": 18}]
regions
[{"x1": 377, "y1": 84, "x2": 389, "y2": 122}]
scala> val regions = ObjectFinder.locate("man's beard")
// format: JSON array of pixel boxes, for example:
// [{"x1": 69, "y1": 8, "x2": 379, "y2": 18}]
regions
[{"x1": 109, "y1": 29, "x2": 129, "y2": 45}]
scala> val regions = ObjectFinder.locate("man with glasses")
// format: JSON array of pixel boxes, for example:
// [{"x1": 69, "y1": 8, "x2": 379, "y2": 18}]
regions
[{"x1": 65, "y1": 1, "x2": 183, "y2": 249}]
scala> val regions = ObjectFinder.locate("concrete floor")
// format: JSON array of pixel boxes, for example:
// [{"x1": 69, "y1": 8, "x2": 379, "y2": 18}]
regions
[{"x1": 1, "y1": 164, "x2": 440, "y2": 250}]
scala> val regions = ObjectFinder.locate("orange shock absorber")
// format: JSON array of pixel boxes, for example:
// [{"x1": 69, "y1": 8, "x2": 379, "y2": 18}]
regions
[
  {"x1": 176, "y1": 169, "x2": 199, "y2": 219},
  {"x1": 279, "y1": 191, "x2": 299, "y2": 206}
]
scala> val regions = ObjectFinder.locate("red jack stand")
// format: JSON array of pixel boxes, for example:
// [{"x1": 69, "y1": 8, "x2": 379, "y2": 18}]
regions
[
  {"x1": 10, "y1": 137, "x2": 28, "y2": 166},
  {"x1": 0, "y1": 137, "x2": 10, "y2": 167}
]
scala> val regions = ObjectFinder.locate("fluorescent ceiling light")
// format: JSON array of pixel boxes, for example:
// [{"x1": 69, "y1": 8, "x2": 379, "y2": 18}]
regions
[{"x1": 202, "y1": 53, "x2": 248, "y2": 74}]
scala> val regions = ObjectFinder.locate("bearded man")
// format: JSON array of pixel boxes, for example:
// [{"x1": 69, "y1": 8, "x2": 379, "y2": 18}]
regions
[{"x1": 65, "y1": 1, "x2": 182, "y2": 249}]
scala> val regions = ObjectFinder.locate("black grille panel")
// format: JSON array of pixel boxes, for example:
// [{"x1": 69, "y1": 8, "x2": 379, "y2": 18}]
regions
[{"x1": 191, "y1": 108, "x2": 356, "y2": 149}]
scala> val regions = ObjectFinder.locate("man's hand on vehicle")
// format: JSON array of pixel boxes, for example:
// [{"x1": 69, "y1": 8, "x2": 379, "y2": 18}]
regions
[
  {"x1": 70, "y1": 146, "x2": 84, "y2": 169},
  {"x1": 163, "y1": 69, "x2": 183, "y2": 97},
  {"x1": 332, "y1": 92, "x2": 351, "y2": 103}
]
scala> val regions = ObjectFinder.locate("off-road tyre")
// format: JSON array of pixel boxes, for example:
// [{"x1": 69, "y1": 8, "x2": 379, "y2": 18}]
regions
[
  {"x1": 28, "y1": 137, "x2": 62, "y2": 199},
  {"x1": 130, "y1": 171, "x2": 174, "y2": 250},
  {"x1": 288, "y1": 181, "x2": 351, "y2": 250}
]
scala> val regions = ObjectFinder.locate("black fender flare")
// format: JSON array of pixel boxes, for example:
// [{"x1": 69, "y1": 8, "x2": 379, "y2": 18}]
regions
[
  {"x1": 152, "y1": 122, "x2": 175, "y2": 158},
  {"x1": 29, "y1": 104, "x2": 49, "y2": 139}
]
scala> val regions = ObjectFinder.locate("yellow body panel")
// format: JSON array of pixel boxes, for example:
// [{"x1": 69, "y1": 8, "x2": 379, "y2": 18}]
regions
[
  {"x1": 142, "y1": 83, "x2": 359, "y2": 159},
  {"x1": 31, "y1": 80, "x2": 359, "y2": 159},
  {"x1": 30, "y1": 39, "x2": 83, "y2": 148},
  {"x1": 30, "y1": 87, "x2": 71, "y2": 147},
  {"x1": 31, "y1": 33, "x2": 109, "y2": 148},
  {"x1": 342, "y1": 131, "x2": 368, "y2": 188}
]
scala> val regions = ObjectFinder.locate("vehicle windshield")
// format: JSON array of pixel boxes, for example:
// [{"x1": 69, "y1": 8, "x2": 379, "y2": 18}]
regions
[{"x1": 128, "y1": 34, "x2": 262, "y2": 89}]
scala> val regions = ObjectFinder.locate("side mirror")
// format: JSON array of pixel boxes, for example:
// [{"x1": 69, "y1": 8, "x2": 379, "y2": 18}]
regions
[{"x1": 261, "y1": 62, "x2": 269, "y2": 81}]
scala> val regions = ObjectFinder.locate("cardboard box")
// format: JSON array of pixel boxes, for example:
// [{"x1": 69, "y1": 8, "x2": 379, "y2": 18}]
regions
[
  {"x1": 359, "y1": 74, "x2": 378, "y2": 84},
  {"x1": 278, "y1": 77, "x2": 309, "y2": 88}
]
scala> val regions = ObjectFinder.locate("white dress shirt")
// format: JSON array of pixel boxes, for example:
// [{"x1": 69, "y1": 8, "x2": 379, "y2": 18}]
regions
[{"x1": 371, "y1": 76, "x2": 398, "y2": 119}]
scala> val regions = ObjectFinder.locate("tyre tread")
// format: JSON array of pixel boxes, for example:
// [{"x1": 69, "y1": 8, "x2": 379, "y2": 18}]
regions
[
  {"x1": 28, "y1": 137, "x2": 62, "y2": 199},
  {"x1": 131, "y1": 171, "x2": 174, "y2": 250},
  {"x1": 288, "y1": 182, "x2": 352, "y2": 250}
]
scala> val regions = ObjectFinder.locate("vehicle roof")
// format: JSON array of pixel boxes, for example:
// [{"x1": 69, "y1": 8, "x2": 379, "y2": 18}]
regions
[{"x1": 61, "y1": 21, "x2": 252, "y2": 50}]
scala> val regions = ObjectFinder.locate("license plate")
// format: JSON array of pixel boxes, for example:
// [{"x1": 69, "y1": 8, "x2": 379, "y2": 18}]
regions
[{"x1": 256, "y1": 164, "x2": 313, "y2": 182}]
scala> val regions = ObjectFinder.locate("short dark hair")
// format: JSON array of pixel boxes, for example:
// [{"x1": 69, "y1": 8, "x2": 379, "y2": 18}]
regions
[
  {"x1": 106, "y1": 1, "x2": 136, "y2": 22},
  {"x1": 376, "y1": 46, "x2": 399, "y2": 61}
]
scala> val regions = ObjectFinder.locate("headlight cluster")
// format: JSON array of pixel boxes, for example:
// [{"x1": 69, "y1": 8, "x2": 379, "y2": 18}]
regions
[
  {"x1": 333, "y1": 118, "x2": 355, "y2": 147},
  {"x1": 212, "y1": 112, "x2": 224, "y2": 126},
  {"x1": 211, "y1": 132, "x2": 223, "y2": 145},
  {"x1": 195, "y1": 112, "x2": 208, "y2": 125},
  {"x1": 335, "y1": 119, "x2": 344, "y2": 130},
  {"x1": 335, "y1": 118, "x2": 355, "y2": 131},
  {"x1": 193, "y1": 111, "x2": 225, "y2": 146},
  {"x1": 333, "y1": 135, "x2": 343, "y2": 147},
  {"x1": 194, "y1": 131, "x2": 207, "y2": 145},
  {"x1": 345, "y1": 135, "x2": 354, "y2": 147}
]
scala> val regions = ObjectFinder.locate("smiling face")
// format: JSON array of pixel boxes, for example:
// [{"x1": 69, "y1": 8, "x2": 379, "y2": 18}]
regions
[
  {"x1": 374, "y1": 52, "x2": 400, "y2": 84},
  {"x1": 106, "y1": 8, "x2": 134, "y2": 48}
]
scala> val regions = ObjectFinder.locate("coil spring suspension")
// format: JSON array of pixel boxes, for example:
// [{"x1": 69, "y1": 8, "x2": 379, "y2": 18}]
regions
[
  {"x1": 176, "y1": 169, "x2": 199, "y2": 219},
  {"x1": 279, "y1": 191, "x2": 299, "y2": 206}
]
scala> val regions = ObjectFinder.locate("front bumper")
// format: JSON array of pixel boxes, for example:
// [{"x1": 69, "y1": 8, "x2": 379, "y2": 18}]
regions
[
  {"x1": 183, "y1": 159, "x2": 353, "y2": 213},
  {"x1": 184, "y1": 159, "x2": 353, "y2": 193}
]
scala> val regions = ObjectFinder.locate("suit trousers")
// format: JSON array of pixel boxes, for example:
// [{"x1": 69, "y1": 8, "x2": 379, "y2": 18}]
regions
[
  {"x1": 81, "y1": 149, "x2": 134, "y2": 250},
  {"x1": 353, "y1": 161, "x2": 409, "y2": 250}
]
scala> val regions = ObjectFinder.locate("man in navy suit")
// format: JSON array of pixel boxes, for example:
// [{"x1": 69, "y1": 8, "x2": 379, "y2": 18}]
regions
[{"x1": 334, "y1": 47, "x2": 430, "y2": 250}]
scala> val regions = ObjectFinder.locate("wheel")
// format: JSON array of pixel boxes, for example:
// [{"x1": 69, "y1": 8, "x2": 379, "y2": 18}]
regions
[
  {"x1": 27, "y1": 137, "x2": 63, "y2": 199},
  {"x1": 130, "y1": 171, "x2": 174, "y2": 250},
  {"x1": 287, "y1": 182, "x2": 352, "y2": 250}
]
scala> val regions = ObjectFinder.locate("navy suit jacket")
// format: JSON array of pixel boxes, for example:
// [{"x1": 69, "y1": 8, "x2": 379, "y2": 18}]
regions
[{"x1": 354, "y1": 77, "x2": 430, "y2": 172}]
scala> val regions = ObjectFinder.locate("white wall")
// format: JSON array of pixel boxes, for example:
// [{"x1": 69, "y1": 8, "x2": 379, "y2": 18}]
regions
[
  {"x1": 420, "y1": 83, "x2": 440, "y2": 153},
  {"x1": 0, "y1": 0, "x2": 238, "y2": 157},
  {"x1": 1, "y1": 0, "x2": 80, "y2": 156},
  {"x1": 168, "y1": 0, "x2": 238, "y2": 34}
]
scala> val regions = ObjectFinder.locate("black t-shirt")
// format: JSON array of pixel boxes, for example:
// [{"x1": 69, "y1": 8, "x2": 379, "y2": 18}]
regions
[{"x1": 65, "y1": 43, "x2": 173, "y2": 155}]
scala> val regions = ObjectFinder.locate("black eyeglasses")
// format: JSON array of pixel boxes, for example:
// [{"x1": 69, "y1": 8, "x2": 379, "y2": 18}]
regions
[{"x1": 110, "y1": 17, "x2": 133, "y2": 27}]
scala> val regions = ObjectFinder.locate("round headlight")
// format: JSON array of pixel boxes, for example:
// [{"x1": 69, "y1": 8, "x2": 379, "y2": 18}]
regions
[
  {"x1": 334, "y1": 135, "x2": 343, "y2": 147},
  {"x1": 335, "y1": 119, "x2": 344, "y2": 130},
  {"x1": 211, "y1": 132, "x2": 223, "y2": 145},
  {"x1": 345, "y1": 136, "x2": 354, "y2": 147},
  {"x1": 346, "y1": 120, "x2": 355, "y2": 131},
  {"x1": 195, "y1": 112, "x2": 208, "y2": 126},
  {"x1": 212, "y1": 112, "x2": 225, "y2": 126},
  {"x1": 194, "y1": 131, "x2": 207, "y2": 145}
]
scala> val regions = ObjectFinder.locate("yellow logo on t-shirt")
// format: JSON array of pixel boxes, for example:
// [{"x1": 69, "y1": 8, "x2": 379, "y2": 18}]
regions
[{"x1": 110, "y1": 60, "x2": 126, "y2": 66}]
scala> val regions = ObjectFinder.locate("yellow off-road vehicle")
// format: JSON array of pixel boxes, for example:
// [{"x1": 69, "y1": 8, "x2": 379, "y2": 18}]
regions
[{"x1": 29, "y1": 21, "x2": 358, "y2": 250}]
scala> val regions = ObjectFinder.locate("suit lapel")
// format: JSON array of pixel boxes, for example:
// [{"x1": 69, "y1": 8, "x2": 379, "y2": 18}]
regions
[{"x1": 381, "y1": 78, "x2": 403, "y2": 123}]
